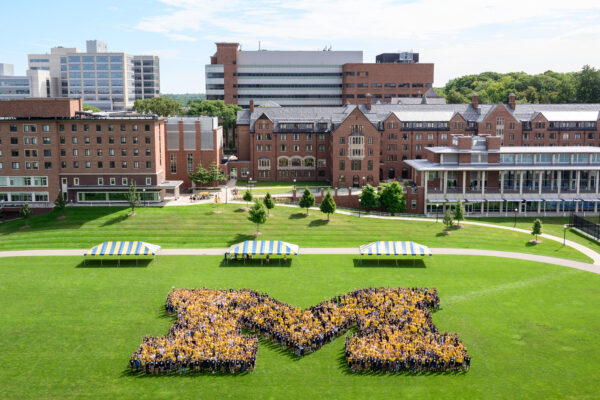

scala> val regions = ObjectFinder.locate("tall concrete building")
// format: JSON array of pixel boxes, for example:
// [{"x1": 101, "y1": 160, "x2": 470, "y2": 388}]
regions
[
  {"x1": 206, "y1": 43, "x2": 434, "y2": 108},
  {"x1": 27, "y1": 41, "x2": 160, "y2": 111}
]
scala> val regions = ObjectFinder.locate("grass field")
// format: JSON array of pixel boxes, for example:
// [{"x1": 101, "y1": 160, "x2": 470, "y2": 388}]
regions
[
  {"x1": 235, "y1": 180, "x2": 330, "y2": 187},
  {"x1": 0, "y1": 255, "x2": 598, "y2": 399},
  {"x1": 473, "y1": 216, "x2": 600, "y2": 256},
  {"x1": 0, "y1": 204, "x2": 590, "y2": 262}
]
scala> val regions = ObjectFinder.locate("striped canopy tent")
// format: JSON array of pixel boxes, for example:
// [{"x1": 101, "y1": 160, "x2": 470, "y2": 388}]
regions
[
  {"x1": 84, "y1": 241, "x2": 161, "y2": 265},
  {"x1": 225, "y1": 240, "x2": 299, "y2": 264},
  {"x1": 359, "y1": 241, "x2": 431, "y2": 265}
]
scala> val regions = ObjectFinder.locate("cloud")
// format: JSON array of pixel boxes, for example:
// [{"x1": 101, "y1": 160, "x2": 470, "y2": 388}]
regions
[{"x1": 166, "y1": 33, "x2": 198, "y2": 41}]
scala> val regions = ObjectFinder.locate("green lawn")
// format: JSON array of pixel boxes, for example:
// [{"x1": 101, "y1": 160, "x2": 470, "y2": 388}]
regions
[
  {"x1": 0, "y1": 205, "x2": 590, "y2": 262},
  {"x1": 236, "y1": 180, "x2": 330, "y2": 188},
  {"x1": 0, "y1": 255, "x2": 598, "y2": 399},
  {"x1": 472, "y1": 216, "x2": 600, "y2": 256}
]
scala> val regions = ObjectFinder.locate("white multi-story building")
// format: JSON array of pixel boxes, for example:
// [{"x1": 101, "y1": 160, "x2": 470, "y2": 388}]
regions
[
  {"x1": 27, "y1": 41, "x2": 160, "y2": 111},
  {"x1": 0, "y1": 63, "x2": 32, "y2": 100},
  {"x1": 207, "y1": 43, "x2": 362, "y2": 107}
]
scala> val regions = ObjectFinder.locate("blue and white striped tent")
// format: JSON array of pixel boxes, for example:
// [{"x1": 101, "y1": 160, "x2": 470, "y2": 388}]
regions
[
  {"x1": 84, "y1": 241, "x2": 161, "y2": 265},
  {"x1": 226, "y1": 240, "x2": 299, "y2": 256},
  {"x1": 359, "y1": 241, "x2": 432, "y2": 257}
]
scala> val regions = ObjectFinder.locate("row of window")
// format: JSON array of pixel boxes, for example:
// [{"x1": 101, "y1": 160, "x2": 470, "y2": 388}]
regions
[
  {"x1": 1, "y1": 137, "x2": 52, "y2": 145},
  {"x1": 0, "y1": 162, "x2": 52, "y2": 170},
  {"x1": 0, "y1": 192, "x2": 49, "y2": 202},
  {"x1": 506, "y1": 132, "x2": 596, "y2": 141},
  {"x1": 500, "y1": 153, "x2": 600, "y2": 164},
  {"x1": 72, "y1": 177, "x2": 153, "y2": 186},
  {"x1": 63, "y1": 148, "x2": 152, "y2": 157},
  {"x1": 338, "y1": 160, "x2": 374, "y2": 171},
  {"x1": 3, "y1": 123, "x2": 153, "y2": 133},
  {"x1": 345, "y1": 83, "x2": 429, "y2": 88},
  {"x1": 257, "y1": 144, "x2": 325, "y2": 152},
  {"x1": 0, "y1": 176, "x2": 48, "y2": 187}
]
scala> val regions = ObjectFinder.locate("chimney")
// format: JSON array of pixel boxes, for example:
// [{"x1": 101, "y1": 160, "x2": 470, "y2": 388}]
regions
[
  {"x1": 249, "y1": 99, "x2": 254, "y2": 113},
  {"x1": 471, "y1": 93, "x2": 479, "y2": 109},
  {"x1": 508, "y1": 93, "x2": 516, "y2": 110},
  {"x1": 366, "y1": 101, "x2": 371, "y2": 111}
]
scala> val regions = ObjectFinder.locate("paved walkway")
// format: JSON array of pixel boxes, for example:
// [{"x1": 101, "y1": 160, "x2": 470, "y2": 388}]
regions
[
  {"x1": 0, "y1": 247, "x2": 598, "y2": 274},
  {"x1": 226, "y1": 200, "x2": 600, "y2": 266}
]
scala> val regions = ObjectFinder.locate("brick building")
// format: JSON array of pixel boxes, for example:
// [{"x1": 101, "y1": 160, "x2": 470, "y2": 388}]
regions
[
  {"x1": 233, "y1": 95, "x2": 600, "y2": 214},
  {"x1": 0, "y1": 98, "x2": 223, "y2": 207},
  {"x1": 206, "y1": 43, "x2": 434, "y2": 107}
]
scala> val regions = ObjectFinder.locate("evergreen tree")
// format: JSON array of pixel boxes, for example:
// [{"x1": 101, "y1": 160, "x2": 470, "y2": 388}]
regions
[
  {"x1": 189, "y1": 163, "x2": 209, "y2": 186},
  {"x1": 263, "y1": 192, "x2": 275, "y2": 215},
  {"x1": 298, "y1": 188, "x2": 315, "y2": 215},
  {"x1": 379, "y1": 181, "x2": 406, "y2": 215},
  {"x1": 358, "y1": 184, "x2": 379, "y2": 213},
  {"x1": 126, "y1": 181, "x2": 141, "y2": 214},
  {"x1": 454, "y1": 198, "x2": 465, "y2": 226},
  {"x1": 20, "y1": 203, "x2": 32, "y2": 226},
  {"x1": 443, "y1": 209, "x2": 453, "y2": 229},
  {"x1": 531, "y1": 219, "x2": 543, "y2": 241},
  {"x1": 242, "y1": 189, "x2": 253, "y2": 209},
  {"x1": 54, "y1": 191, "x2": 67, "y2": 216},
  {"x1": 248, "y1": 200, "x2": 267, "y2": 235},
  {"x1": 206, "y1": 162, "x2": 226, "y2": 187},
  {"x1": 319, "y1": 189, "x2": 336, "y2": 221}
]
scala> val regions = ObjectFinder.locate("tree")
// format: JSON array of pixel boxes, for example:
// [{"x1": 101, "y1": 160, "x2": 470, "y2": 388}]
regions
[
  {"x1": 82, "y1": 104, "x2": 101, "y2": 112},
  {"x1": 576, "y1": 65, "x2": 600, "y2": 103},
  {"x1": 133, "y1": 97, "x2": 180, "y2": 116},
  {"x1": 54, "y1": 191, "x2": 67, "y2": 216},
  {"x1": 379, "y1": 181, "x2": 406, "y2": 215},
  {"x1": 243, "y1": 190, "x2": 253, "y2": 209},
  {"x1": 358, "y1": 184, "x2": 379, "y2": 213},
  {"x1": 184, "y1": 100, "x2": 242, "y2": 131},
  {"x1": 442, "y1": 209, "x2": 453, "y2": 229},
  {"x1": 298, "y1": 188, "x2": 315, "y2": 215},
  {"x1": 20, "y1": 203, "x2": 32, "y2": 226},
  {"x1": 126, "y1": 181, "x2": 141, "y2": 214},
  {"x1": 263, "y1": 192, "x2": 275, "y2": 215},
  {"x1": 454, "y1": 198, "x2": 465, "y2": 226},
  {"x1": 319, "y1": 189, "x2": 336, "y2": 221},
  {"x1": 531, "y1": 219, "x2": 543, "y2": 241},
  {"x1": 205, "y1": 162, "x2": 226, "y2": 187},
  {"x1": 248, "y1": 200, "x2": 267, "y2": 235},
  {"x1": 189, "y1": 163, "x2": 209, "y2": 186}
]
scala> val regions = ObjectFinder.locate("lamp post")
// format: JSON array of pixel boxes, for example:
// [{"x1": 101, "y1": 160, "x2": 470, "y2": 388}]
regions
[
  {"x1": 142, "y1": 188, "x2": 146, "y2": 207},
  {"x1": 514, "y1": 207, "x2": 518, "y2": 228},
  {"x1": 248, "y1": 177, "x2": 253, "y2": 194},
  {"x1": 358, "y1": 198, "x2": 361, "y2": 218},
  {"x1": 563, "y1": 224, "x2": 567, "y2": 246},
  {"x1": 293, "y1": 178, "x2": 296, "y2": 191},
  {"x1": 362, "y1": 176, "x2": 366, "y2": 188},
  {"x1": 436, "y1": 204, "x2": 441, "y2": 223}
]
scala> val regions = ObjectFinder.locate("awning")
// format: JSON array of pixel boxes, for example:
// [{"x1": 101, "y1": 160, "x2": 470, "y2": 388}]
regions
[
  {"x1": 543, "y1": 198, "x2": 562, "y2": 202},
  {"x1": 84, "y1": 241, "x2": 161, "y2": 256},
  {"x1": 427, "y1": 198, "x2": 446, "y2": 203},
  {"x1": 359, "y1": 241, "x2": 432, "y2": 256},
  {"x1": 465, "y1": 197, "x2": 483, "y2": 202},
  {"x1": 226, "y1": 240, "x2": 299, "y2": 256}
]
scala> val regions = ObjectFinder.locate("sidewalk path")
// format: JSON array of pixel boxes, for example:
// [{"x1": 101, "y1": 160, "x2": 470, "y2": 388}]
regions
[
  {"x1": 0, "y1": 247, "x2": 598, "y2": 274},
  {"x1": 227, "y1": 200, "x2": 600, "y2": 265}
]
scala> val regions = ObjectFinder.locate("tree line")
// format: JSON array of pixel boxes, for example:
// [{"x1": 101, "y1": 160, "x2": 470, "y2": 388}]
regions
[{"x1": 437, "y1": 65, "x2": 600, "y2": 104}]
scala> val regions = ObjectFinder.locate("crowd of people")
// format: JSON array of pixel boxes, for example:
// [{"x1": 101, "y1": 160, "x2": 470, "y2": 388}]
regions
[{"x1": 130, "y1": 287, "x2": 470, "y2": 374}]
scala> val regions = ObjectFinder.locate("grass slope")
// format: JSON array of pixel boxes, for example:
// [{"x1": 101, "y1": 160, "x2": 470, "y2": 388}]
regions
[
  {"x1": 0, "y1": 205, "x2": 590, "y2": 262},
  {"x1": 0, "y1": 255, "x2": 598, "y2": 399}
]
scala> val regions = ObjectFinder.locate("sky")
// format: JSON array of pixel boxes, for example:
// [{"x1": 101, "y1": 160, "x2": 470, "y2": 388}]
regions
[{"x1": 1, "y1": 0, "x2": 599, "y2": 93}]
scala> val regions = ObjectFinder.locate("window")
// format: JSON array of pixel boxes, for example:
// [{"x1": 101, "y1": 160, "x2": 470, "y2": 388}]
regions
[
  {"x1": 318, "y1": 133, "x2": 326, "y2": 141},
  {"x1": 339, "y1": 160, "x2": 345, "y2": 171},
  {"x1": 44, "y1": 162, "x2": 51, "y2": 169},
  {"x1": 318, "y1": 159, "x2": 326, "y2": 167},
  {"x1": 258, "y1": 158, "x2": 270, "y2": 169},
  {"x1": 108, "y1": 125, "x2": 114, "y2": 132},
  {"x1": 563, "y1": 133, "x2": 569, "y2": 140},
  {"x1": 306, "y1": 144, "x2": 313, "y2": 151},
  {"x1": 96, "y1": 124, "x2": 102, "y2": 132},
  {"x1": 350, "y1": 125, "x2": 363, "y2": 134},
  {"x1": 280, "y1": 134, "x2": 286, "y2": 141},
  {"x1": 318, "y1": 144, "x2": 325, "y2": 152},
  {"x1": 293, "y1": 145, "x2": 300, "y2": 152},
  {"x1": 145, "y1": 124, "x2": 151, "y2": 132},
  {"x1": 121, "y1": 177, "x2": 127, "y2": 185},
  {"x1": 98, "y1": 161, "x2": 103, "y2": 168},
  {"x1": 145, "y1": 137, "x2": 151, "y2": 144},
  {"x1": 339, "y1": 148, "x2": 345, "y2": 156},
  {"x1": 110, "y1": 178, "x2": 116, "y2": 185},
  {"x1": 122, "y1": 161, "x2": 127, "y2": 169},
  {"x1": 73, "y1": 149, "x2": 78, "y2": 156},
  {"x1": 72, "y1": 137, "x2": 78, "y2": 144},
  {"x1": 85, "y1": 161, "x2": 91, "y2": 168},
  {"x1": 351, "y1": 160, "x2": 361, "y2": 171},
  {"x1": 411, "y1": 200, "x2": 417, "y2": 209},
  {"x1": 293, "y1": 134, "x2": 300, "y2": 141},
  {"x1": 265, "y1": 144, "x2": 272, "y2": 151},
  {"x1": 74, "y1": 178, "x2": 79, "y2": 186},
  {"x1": 60, "y1": 136, "x2": 65, "y2": 144},
  {"x1": 416, "y1": 144, "x2": 422, "y2": 151},
  {"x1": 187, "y1": 153, "x2": 194, "y2": 172},
  {"x1": 146, "y1": 161, "x2": 152, "y2": 168},
  {"x1": 340, "y1": 137, "x2": 345, "y2": 144},
  {"x1": 109, "y1": 149, "x2": 115, "y2": 156},
  {"x1": 71, "y1": 124, "x2": 77, "y2": 132},
  {"x1": 415, "y1": 133, "x2": 422, "y2": 140},
  {"x1": 440, "y1": 133, "x2": 448, "y2": 140},
  {"x1": 10, "y1": 137, "x2": 18, "y2": 145},
  {"x1": 10, "y1": 124, "x2": 17, "y2": 132},
  {"x1": 146, "y1": 177, "x2": 152, "y2": 186},
  {"x1": 256, "y1": 145, "x2": 263, "y2": 151},
  {"x1": 98, "y1": 178, "x2": 104, "y2": 185},
  {"x1": 486, "y1": 123, "x2": 491, "y2": 130},
  {"x1": 170, "y1": 154, "x2": 176, "y2": 173},
  {"x1": 367, "y1": 160, "x2": 373, "y2": 171},
  {"x1": 12, "y1": 162, "x2": 19, "y2": 169},
  {"x1": 280, "y1": 145, "x2": 287, "y2": 151}
]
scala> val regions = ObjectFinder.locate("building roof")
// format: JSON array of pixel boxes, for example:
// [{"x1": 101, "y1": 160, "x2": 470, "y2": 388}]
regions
[{"x1": 237, "y1": 102, "x2": 600, "y2": 131}]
